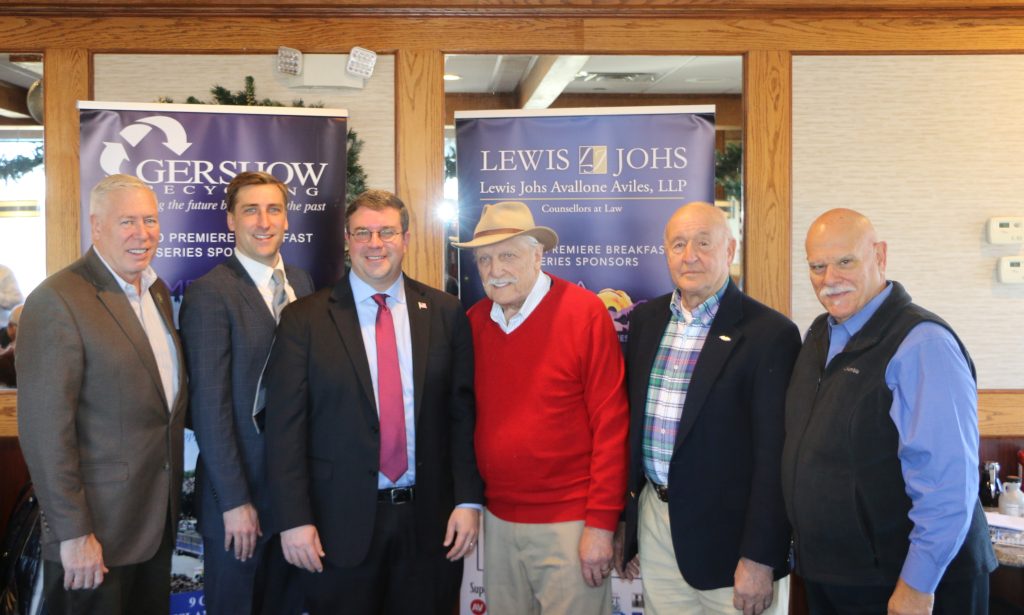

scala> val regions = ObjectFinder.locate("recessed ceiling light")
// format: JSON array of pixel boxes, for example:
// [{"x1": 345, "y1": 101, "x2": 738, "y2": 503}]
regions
[{"x1": 443, "y1": 73, "x2": 462, "y2": 81}]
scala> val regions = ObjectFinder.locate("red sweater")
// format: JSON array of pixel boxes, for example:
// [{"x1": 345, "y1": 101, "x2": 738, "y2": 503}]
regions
[{"x1": 468, "y1": 276, "x2": 628, "y2": 531}]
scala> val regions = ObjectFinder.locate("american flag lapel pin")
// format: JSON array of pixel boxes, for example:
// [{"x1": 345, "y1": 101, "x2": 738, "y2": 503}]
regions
[{"x1": 418, "y1": 301, "x2": 428, "y2": 310}]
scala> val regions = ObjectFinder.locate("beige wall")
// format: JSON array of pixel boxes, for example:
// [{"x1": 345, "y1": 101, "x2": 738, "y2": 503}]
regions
[
  {"x1": 792, "y1": 55, "x2": 1024, "y2": 389},
  {"x1": 94, "y1": 54, "x2": 395, "y2": 193}
]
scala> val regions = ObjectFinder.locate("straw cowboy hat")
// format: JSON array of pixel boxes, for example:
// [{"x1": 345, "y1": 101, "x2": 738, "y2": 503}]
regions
[{"x1": 451, "y1": 201, "x2": 559, "y2": 251}]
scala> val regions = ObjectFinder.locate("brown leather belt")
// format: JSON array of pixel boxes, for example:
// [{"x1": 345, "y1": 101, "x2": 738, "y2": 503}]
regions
[{"x1": 652, "y1": 483, "x2": 669, "y2": 502}]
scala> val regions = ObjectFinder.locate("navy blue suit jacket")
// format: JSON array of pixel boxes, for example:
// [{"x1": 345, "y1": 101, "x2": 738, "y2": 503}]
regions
[
  {"x1": 622, "y1": 280, "x2": 801, "y2": 590},
  {"x1": 180, "y1": 255, "x2": 314, "y2": 538}
]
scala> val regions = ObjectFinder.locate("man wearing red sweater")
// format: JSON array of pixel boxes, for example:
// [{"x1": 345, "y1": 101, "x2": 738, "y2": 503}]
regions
[{"x1": 454, "y1": 201, "x2": 629, "y2": 614}]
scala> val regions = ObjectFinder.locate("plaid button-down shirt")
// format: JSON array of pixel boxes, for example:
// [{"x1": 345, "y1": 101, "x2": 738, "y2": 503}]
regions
[{"x1": 642, "y1": 283, "x2": 726, "y2": 486}]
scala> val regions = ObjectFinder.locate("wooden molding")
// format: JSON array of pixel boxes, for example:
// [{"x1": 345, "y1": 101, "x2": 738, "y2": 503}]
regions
[
  {"x1": 6, "y1": 1, "x2": 1024, "y2": 18},
  {"x1": 43, "y1": 48, "x2": 89, "y2": 275},
  {"x1": 0, "y1": 391, "x2": 15, "y2": 438},
  {"x1": 743, "y1": 50, "x2": 791, "y2": 315},
  {"x1": 396, "y1": 49, "x2": 445, "y2": 289},
  {"x1": 1, "y1": 10, "x2": 1021, "y2": 432},
  {"x1": 978, "y1": 391, "x2": 1024, "y2": 437},
  {"x1": 1, "y1": 388, "x2": 1018, "y2": 438}
]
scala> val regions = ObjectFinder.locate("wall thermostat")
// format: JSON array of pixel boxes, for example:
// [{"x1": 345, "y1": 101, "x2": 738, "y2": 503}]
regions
[
  {"x1": 987, "y1": 216, "x2": 1024, "y2": 244},
  {"x1": 998, "y1": 256, "x2": 1024, "y2": 284}
]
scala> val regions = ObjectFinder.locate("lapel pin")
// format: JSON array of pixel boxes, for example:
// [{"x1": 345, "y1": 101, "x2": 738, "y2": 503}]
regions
[
  {"x1": 418, "y1": 301, "x2": 428, "y2": 310},
  {"x1": 719, "y1": 335, "x2": 732, "y2": 342}
]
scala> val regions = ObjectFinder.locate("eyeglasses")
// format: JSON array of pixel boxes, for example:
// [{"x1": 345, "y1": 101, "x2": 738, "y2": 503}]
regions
[{"x1": 347, "y1": 227, "x2": 401, "y2": 243}]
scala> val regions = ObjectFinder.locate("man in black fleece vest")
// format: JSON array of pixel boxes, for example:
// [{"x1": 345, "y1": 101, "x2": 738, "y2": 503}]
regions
[{"x1": 782, "y1": 209, "x2": 995, "y2": 615}]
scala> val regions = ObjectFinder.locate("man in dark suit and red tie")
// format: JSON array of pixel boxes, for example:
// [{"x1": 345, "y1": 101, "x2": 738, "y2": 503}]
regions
[
  {"x1": 180, "y1": 171, "x2": 314, "y2": 614},
  {"x1": 616, "y1": 202, "x2": 801, "y2": 615},
  {"x1": 264, "y1": 189, "x2": 483, "y2": 614}
]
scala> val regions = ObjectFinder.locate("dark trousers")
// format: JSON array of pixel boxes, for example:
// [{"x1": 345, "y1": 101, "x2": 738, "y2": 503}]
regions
[
  {"x1": 202, "y1": 533, "x2": 302, "y2": 615},
  {"x1": 42, "y1": 515, "x2": 174, "y2": 615},
  {"x1": 300, "y1": 500, "x2": 463, "y2": 615},
  {"x1": 805, "y1": 573, "x2": 990, "y2": 615}
]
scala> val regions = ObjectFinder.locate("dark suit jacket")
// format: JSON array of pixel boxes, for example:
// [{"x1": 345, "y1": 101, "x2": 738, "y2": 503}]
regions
[
  {"x1": 17, "y1": 248, "x2": 188, "y2": 565},
  {"x1": 179, "y1": 255, "x2": 314, "y2": 538},
  {"x1": 265, "y1": 272, "x2": 483, "y2": 568},
  {"x1": 622, "y1": 280, "x2": 801, "y2": 590}
]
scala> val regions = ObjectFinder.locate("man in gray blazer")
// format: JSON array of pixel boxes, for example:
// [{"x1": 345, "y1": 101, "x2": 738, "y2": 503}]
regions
[
  {"x1": 179, "y1": 171, "x2": 313, "y2": 615},
  {"x1": 18, "y1": 174, "x2": 187, "y2": 615}
]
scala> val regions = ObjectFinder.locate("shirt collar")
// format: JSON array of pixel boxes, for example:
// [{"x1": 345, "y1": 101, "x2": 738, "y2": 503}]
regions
[
  {"x1": 350, "y1": 272, "x2": 406, "y2": 306},
  {"x1": 93, "y1": 247, "x2": 158, "y2": 296},
  {"x1": 234, "y1": 249, "x2": 284, "y2": 288},
  {"x1": 827, "y1": 281, "x2": 893, "y2": 339},
  {"x1": 489, "y1": 272, "x2": 551, "y2": 328},
  {"x1": 670, "y1": 280, "x2": 728, "y2": 326}
]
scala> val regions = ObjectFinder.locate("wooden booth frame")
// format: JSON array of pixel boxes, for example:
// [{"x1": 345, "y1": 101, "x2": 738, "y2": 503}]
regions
[{"x1": 0, "y1": 1, "x2": 1022, "y2": 437}]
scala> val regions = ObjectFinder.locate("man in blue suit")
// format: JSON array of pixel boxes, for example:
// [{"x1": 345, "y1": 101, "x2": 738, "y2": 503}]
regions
[
  {"x1": 616, "y1": 202, "x2": 801, "y2": 615},
  {"x1": 180, "y1": 171, "x2": 314, "y2": 615}
]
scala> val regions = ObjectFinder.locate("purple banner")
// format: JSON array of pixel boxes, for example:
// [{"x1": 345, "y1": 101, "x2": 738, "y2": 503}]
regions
[
  {"x1": 455, "y1": 107, "x2": 715, "y2": 343},
  {"x1": 79, "y1": 102, "x2": 348, "y2": 611},
  {"x1": 79, "y1": 102, "x2": 348, "y2": 292}
]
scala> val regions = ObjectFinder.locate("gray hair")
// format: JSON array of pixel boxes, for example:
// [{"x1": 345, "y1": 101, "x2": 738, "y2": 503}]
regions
[{"x1": 89, "y1": 174, "x2": 154, "y2": 216}]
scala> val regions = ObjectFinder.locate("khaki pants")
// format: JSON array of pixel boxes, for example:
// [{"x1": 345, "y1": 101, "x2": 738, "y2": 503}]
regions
[
  {"x1": 483, "y1": 509, "x2": 612, "y2": 615},
  {"x1": 639, "y1": 483, "x2": 789, "y2": 615}
]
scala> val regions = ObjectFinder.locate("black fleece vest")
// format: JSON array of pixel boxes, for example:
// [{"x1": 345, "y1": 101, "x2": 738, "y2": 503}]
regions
[{"x1": 781, "y1": 282, "x2": 996, "y2": 586}]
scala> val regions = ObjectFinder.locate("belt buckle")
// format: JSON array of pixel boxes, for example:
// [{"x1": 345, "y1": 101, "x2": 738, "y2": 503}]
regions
[
  {"x1": 383, "y1": 486, "x2": 414, "y2": 504},
  {"x1": 654, "y1": 483, "x2": 669, "y2": 502}
]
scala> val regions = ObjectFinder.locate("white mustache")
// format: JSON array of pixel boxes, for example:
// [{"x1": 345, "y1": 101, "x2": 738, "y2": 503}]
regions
[
  {"x1": 487, "y1": 277, "x2": 517, "y2": 287},
  {"x1": 818, "y1": 284, "x2": 855, "y2": 299}
]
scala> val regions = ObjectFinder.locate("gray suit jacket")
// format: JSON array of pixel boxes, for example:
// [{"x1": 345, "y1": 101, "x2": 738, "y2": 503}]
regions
[
  {"x1": 179, "y1": 255, "x2": 313, "y2": 538},
  {"x1": 17, "y1": 247, "x2": 188, "y2": 565}
]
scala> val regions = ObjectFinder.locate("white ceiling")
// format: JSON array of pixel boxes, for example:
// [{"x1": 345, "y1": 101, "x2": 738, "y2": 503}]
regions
[{"x1": 443, "y1": 54, "x2": 743, "y2": 95}]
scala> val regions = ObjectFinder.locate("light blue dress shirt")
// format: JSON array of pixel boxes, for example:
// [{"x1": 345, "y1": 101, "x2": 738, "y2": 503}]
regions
[
  {"x1": 349, "y1": 274, "x2": 416, "y2": 490},
  {"x1": 825, "y1": 282, "x2": 978, "y2": 594}
]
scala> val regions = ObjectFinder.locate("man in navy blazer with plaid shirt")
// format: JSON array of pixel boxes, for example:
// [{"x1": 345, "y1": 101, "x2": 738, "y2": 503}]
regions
[{"x1": 616, "y1": 202, "x2": 801, "y2": 615}]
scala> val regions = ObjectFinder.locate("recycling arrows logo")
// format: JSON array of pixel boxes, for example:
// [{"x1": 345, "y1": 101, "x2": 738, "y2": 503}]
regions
[{"x1": 99, "y1": 115, "x2": 193, "y2": 176}]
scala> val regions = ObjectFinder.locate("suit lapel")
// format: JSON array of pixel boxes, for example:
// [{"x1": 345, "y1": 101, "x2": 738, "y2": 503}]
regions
[
  {"x1": 225, "y1": 255, "x2": 276, "y2": 327},
  {"x1": 284, "y1": 264, "x2": 314, "y2": 297},
  {"x1": 673, "y1": 282, "x2": 744, "y2": 451},
  {"x1": 327, "y1": 274, "x2": 377, "y2": 416},
  {"x1": 83, "y1": 249, "x2": 168, "y2": 414},
  {"x1": 150, "y1": 278, "x2": 186, "y2": 418},
  {"x1": 404, "y1": 277, "x2": 430, "y2": 425}
]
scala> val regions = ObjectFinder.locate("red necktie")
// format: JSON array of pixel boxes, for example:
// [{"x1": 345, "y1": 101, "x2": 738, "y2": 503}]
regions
[{"x1": 372, "y1": 293, "x2": 408, "y2": 482}]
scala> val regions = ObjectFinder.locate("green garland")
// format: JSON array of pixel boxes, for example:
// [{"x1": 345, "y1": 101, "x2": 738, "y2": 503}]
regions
[
  {"x1": 164, "y1": 76, "x2": 366, "y2": 205},
  {"x1": 715, "y1": 142, "x2": 742, "y2": 203},
  {"x1": 0, "y1": 144, "x2": 43, "y2": 183}
]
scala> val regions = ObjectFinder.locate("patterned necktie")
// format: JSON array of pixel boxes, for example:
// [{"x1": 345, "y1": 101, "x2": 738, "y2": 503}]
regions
[
  {"x1": 372, "y1": 293, "x2": 407, "y2": 482},
  {"x1": 271, "y1": 269, "x2": 288, "y2": 323}
]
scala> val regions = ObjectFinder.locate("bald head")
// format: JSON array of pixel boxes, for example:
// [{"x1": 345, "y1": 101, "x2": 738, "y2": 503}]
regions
[
  {"x1": 664, "y1": 201, "x2": 732, "y2": 244},
  {"x1": 664, "y1": 201, "x2": 737, "y2": 310},
  {"x1": 805, "y1": 208, "x2": 887, "y2": 323},
  {"x1": 806, "y1": 208, "x2": 878, "y2": 249}
]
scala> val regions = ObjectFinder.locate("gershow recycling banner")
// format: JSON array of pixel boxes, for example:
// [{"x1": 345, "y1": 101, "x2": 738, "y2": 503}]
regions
[
  {"x1": 79, "y1": 101, "x2": 349, "y2": 295},
  {"x1": 454, "y1": 106, "x2": 715, "y2": 615},
  {"x1": 78, "y1": 101, "x2": 348, "y2": 615},
  {"x1": 455, "y1": 106, "x2": 716, "y2": 344}
]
